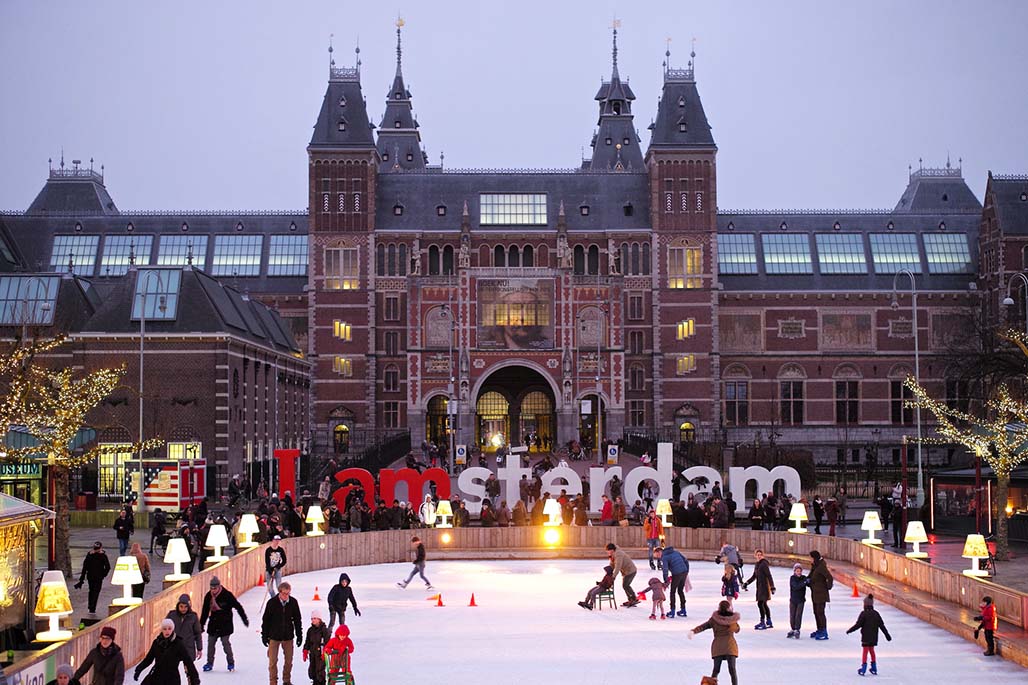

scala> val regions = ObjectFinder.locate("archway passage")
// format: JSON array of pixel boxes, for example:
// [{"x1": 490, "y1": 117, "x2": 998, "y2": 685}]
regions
[{"x1": 475, "y1": 366, "x2": 556, "y2": 452}]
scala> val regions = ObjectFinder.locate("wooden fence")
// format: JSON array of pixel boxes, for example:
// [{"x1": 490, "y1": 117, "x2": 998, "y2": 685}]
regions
[{"x1": 5, "y1": 527, "x2": 1027, "y2": 683}]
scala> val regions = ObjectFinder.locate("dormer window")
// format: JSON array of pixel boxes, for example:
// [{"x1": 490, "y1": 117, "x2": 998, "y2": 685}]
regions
[
  {"x1": 939, "y1": 221, "x2": 946, "y2": 230},
  {"x1": 236, "y1": 222, "x2": 244, "y2": 232},
  {"x1": 394, "y1": 120, "x2": 401, "y2": 128},
  {"x1": 393, "y1": 204, "x2": 404, "y2": 216},
  {"x1": 623, "y1": 203, "x2": 634, "y2": 217},
  {"x1": 338, "y1": 96, "x2": 347, "y2": 107},
  {"x1": 395, "y1": 91, "x2": 402, "y2": 99},
  {"x1": 679, "y1": 123, "x2": 687, "y2": 133},
  {"x1": 623, "y1": 137, "x2": 630, "y2": 145},
  {"x1": 127, "y1": 222, "x2": 134, "y2": 232},
  {"x1": 605, "y1": 137, "x2": 612, "y2": 146},
  {"x1": 887, "y1": 221, "x2": 895, "y2": 231},
  {"x1": 678, "y1": 96, "x2": 686, "y2": 107},
  {"x1": 1020, "y1": 192, "x2": 1028, "y2": 202},
  {"x1": 337, "y1": 119, "x2": 347, "y2": 131},
  {"x1": 727, "y1": 221, "x2": 735, "y2": 231},
  {"x1": 833, "y1": 221, "x2": 841, "y2": 231},
  {"x1": 406, "y1": 153, "x2": 414, "y2": 162},
  {"x1": 75, "y1": 222, "x2": 82, "y2": 232},
  {"x1": 780, "y1": 222, "x2": 788, "y2": 231},
  {"x1": 181, "y1": 222, "x2": 189, "y2": 232},
  {"x1": 289, "y1": 221, "x2": 297, "y2": 231},
  {"x1": 612, "y1": 102, "x2": 622, "y2": 115},
  {"x1": 942, "y1": 193, "x2": 949, "y2": 202},
  {"x1": 580, "y1": 205, "x2": 590, "y2": 216},
  {"x1": 382, "y1": 152, "x2": 389, "y2": 161},
  {"x1": 436, "y1": 205, "x2": 447, "y2": 216}
]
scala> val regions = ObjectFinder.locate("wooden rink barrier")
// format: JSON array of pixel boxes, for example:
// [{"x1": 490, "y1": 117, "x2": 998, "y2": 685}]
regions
[{"x1": 5, "y1": 526, "x2": 1027, "y2": 682}]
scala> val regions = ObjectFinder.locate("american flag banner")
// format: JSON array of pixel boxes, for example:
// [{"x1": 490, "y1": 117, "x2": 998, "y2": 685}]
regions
[{"x1": 124, "y1": 460, "x2": 206, "y2": 508}]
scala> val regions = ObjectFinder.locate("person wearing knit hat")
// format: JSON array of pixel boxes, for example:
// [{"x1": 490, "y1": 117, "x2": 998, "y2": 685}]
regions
[
  {"x1": 200, "y1": 575, "x2": 248, "y2": 672},
  {"x1": 135, "y1": 618, "x2": 199, "y2": 685},
  {"x1": 787, "y1": 562, "x2": 809, "y2": 639},
  {"x1": 302, "y1": 610, "x2": 330, "y2": 685},
  {"x1": 47, "y1": 663, "x2": 80, "y2": 685},
  {"x1": 166, "y1": 594, "x2": 203, "y2": 662},
  {"x1": 807, "y1": 549, "x2": 834, "y2": 640},
  {"x1": 73, "y1": 626, "x2": 124, "y2": 685},
  {"x1": 846, "y1": 593, "x2": 892, "y2": 675}
]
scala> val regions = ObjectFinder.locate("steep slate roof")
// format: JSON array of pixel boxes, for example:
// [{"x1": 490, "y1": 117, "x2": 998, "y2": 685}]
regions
[
  {"x1": 716, "y1": 209, "x2": 980, "y2": 292},
  {"x1": 588, "y1": 29, "x2": 644, "y2": 171},
  {"x1": 647, "y1": 54, "x2": 716, "y2": 150},
  {"x1": 374, "y1": 170, "x2": 650, "y2": 232},
  {"x1": 989, "y1": 174, "x2": 1028, "y2": 234},
  {"x1": 309, "y1": 54, "x2": 375, "y2": 150},
  {"x1": 376, "y1": 25, "x2": 427, "y2": 172},
  {"x1": 26, "y1": 168, "x2": 119, "y2": 215},
  {"x1": 894, "y1": 166, "x2": 982, "y2": 213}
]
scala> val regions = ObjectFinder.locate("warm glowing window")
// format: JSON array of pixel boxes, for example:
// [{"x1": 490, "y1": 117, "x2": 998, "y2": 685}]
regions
[
  {"x1": 668, "y1": 247, "x2": 702, "y2": 289},
  {"x1": 333, "y1": 356, "x2": 353, "y2": 377},
  {"x1": 676, "y1": 318, "x2": 695, "y2": 339},
  {"x1": 333, "y1": 320, "x2": 352, "y2": 341},
  {"x1": 676, "y1": 354, "x2": 696, "y2": 375},
  {"x1": 324, "y1": 247, "x2": 359, "y2": 290}
]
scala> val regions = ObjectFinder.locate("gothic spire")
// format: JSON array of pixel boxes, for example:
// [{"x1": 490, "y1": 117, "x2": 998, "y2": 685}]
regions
[{"x1": 376, "y1": 16, "x2": 426, "y2": 171}]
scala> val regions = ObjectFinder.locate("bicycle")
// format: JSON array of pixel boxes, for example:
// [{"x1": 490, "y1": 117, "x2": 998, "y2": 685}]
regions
[{"x1": 980, "y1": 534, "x2": 997, "y2": 577}]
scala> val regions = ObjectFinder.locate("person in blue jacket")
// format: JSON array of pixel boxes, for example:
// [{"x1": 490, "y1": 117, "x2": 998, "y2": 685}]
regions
[{"x1": 654, "y1": 546, "x2": 690, "y2": 618}]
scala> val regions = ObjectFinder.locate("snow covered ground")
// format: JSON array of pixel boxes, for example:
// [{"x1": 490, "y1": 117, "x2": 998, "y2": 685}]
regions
[{"x1": 200, "y1": 559, "x2": 1025, "y2": 684}]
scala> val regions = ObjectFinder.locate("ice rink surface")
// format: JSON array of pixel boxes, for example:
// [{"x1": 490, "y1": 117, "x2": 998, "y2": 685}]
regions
[{"x1": 198, "y1": 558, "x2": 1026, "y2": 684}]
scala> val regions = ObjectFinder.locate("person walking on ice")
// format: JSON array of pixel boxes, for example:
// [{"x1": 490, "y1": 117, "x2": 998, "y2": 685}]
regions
[
  {"x1": 846, "y1": 594, "x2": 891, "y2": 675},
  {"x1": 265, "y1": 535, "x2": 287, "y2": 597},
  {"x1": 397, "y1": 536, "x2": 434, "y2": 589}
]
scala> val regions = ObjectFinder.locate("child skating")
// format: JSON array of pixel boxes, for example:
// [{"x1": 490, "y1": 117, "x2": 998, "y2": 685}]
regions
[
  {"x1": 577, "y1": 564, "x2": 615, "y2": 610},
  {"x1": 721, "y1": 564, "x2": 740, "y2": 608},
  {"x1": 638, "y1": 577, "x2": 667, "y2": 620},
  {"x1": 302, "y1": 610, "x2": 330, "y2": 685},
  {"x1": 845, "y1": 594, "x2": 891, "y2": 676},
  {"x1": 787, "y1": 563, "x2": 808, "y2": 638}
]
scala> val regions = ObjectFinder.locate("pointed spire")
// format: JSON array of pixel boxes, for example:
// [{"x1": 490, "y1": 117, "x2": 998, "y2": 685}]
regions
[
  {"x1": 610, "y1": 18, "x2": 621, "y2": 80},
  {"x1": 395, "y1": 15, "x2": 405, "y2": 78},
  {"x1": 328, "y1": 33, "x2": 334, "y2": 68},
  {"x1": 355, "y1": 37, "x2": 361, "y2": 74}
]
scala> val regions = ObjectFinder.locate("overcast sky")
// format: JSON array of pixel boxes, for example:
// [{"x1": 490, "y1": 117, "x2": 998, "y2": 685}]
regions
[{"x1": 1, "y1": 1, "x2": 1025, "y2": 212}]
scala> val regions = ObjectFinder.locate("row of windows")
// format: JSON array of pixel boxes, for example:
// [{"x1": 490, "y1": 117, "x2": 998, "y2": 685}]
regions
[
  {"x1": 50, "y1": 234, "x2": 309, "y2": 277},
  {"x1": 717, "y1": 232, "x2": 972, "y2": 275},
  {"x1": 722, "y1": 379, "x2": 914, "y2": 426}
]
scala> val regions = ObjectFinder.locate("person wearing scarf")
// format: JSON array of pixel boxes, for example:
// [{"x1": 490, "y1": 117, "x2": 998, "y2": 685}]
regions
[
  {"x1": 133, "y1": 620, "x2": 199, "y2": 685},
  {"x1": 199, "y1": 575, "x2": 249, "y2": 673}
]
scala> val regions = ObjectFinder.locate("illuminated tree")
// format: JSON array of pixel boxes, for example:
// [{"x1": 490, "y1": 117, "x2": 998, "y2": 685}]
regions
[
  {"x1": 1, "y1": 338, "x2": 161, "y2": 575},
  {"x1": 905, "y1": 331, "x2": 1028, "y2": 561}
]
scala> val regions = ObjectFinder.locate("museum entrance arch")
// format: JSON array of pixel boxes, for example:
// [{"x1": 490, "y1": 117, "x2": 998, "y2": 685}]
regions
[{"x1": 474, "y1": 366, "x2": 557, "y2": 452}]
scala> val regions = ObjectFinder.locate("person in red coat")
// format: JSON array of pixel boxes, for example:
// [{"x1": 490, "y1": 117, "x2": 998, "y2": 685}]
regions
[
  {"x1": 324, "y1": 625, "x2": 355, "y2": 682},
  {"x1": 974, "y1": 595, "x2": 998, "y2": 656}
]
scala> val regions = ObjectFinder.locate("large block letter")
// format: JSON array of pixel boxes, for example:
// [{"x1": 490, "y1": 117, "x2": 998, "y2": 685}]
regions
[
  {"x1": 456, "y1": 467, "x2": 492, "y2": 515},
  {"x1": 272, "y1": 449, "x2": 300, "y2": 500},
  {"x1": 380, "y1": 467, "x2": 451, "y2": 506},
  {"x1": 332, "y1": 467, "x2": 376, "y2": 510},
  {"x1": 728, "y1": 465, "x2": 802, "y2": 515}
]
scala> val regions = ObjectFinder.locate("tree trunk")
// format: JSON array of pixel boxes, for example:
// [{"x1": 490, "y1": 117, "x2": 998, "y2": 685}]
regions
[
  {"x1": 53, "y1": 463, "x2": 72, "y2": 576},
  {"x1": 995, "y1": 471, "x2": 1010, "y2": 562}
]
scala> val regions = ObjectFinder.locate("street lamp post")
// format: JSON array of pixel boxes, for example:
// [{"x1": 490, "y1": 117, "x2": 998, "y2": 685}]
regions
[
  {"x1": 1002, "y1": 272, "x2": 1028, "y2": 334},
  {"x1": 136, "y1": 270, "x2": 167, "y2": 512},
  {"x1": 891, "y1": 269, "x2": 923, "y2": 507},
  {"x1": 442, "y1": 299, "x2": 456, "y2": 474}
]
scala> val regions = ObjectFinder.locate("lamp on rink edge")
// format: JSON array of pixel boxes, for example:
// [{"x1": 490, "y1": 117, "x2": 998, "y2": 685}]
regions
[
  {"x1": 542, "y1": 498, "x2": 562, "y2": 526},
  {"x1": 237, "y1": 513, "x2": 260, "y2": 548},
  {"x1": 163, "y1": 537, "x2": 191, "y2": 582},
  {"x1": 204, "y1": 524, "x2": 230, "y2": 564},
  {"x1": 110, "y1": 556, "x2": 144, "y2": 607},
  {"x1": 434, "y1": 499, "x2": 454, "y2": 528},
  {"x1": 860, "y1": 510, "x2": 883, "y2": 546},
  {"x1": 655, "y1": 499, "x2": 673, "y2": 527},
  {"x1": 543, "y1": 528, "x2": 561, "y2": 546},
  {"x1": 34, "y1": 570, "x2": 73, "y2": 641},
  {"x1": 904, "y1": 521, "x2": 929, "y2": 559},
  {"x1": 961, "y1": 534, "x2": 990, "y2": 577},
  {"x1": 305, "y1": 504, "x2": 326, "y2": 536},
  {"x1": 788, "y1": 502, "x2": 809, "y2": 534}
]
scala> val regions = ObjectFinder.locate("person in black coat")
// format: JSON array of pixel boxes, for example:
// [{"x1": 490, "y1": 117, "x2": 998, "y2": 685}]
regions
[
  {"x1": 113, "y1": 510, "x2": 133, "y2": 557},
  {"x1": 326, "y1": 572, "x2": 361, "y2": 630},
  {"x1": 47, "y1": 664, "x2": 81, "y2": 685},
  {"x1": 846, "y1": 594, "x2": 892, "y2": 675},
  {"x1": 787, "y1": 563, "x2": 809, "y2": 638},
  {"x1": 200, "y1": 575, "x2": 249, "y2": 672},
  {"x1": 134, "y1": 620, "x2": 199, "y2": 685},
  {"x1": 742, "y1": 549, "x2": 776, "y2": 629},
  {"x1": 302, "y1": 610, "x2": 331, "y2": 685},
  {"x1": 73, "y1": 627, "x2": 124, "y2": 685},
  {"x1": 261, "y1": 581, "x2": 303, "y2": 685},
  {"x1": 74, "y1": 541, "x2": 111, "y2": 614},
  {"x1": 747, "y1": 500, "x2": 765, "y2": 531},
  {"x1": 265, "y1": 536, "x2": 287, "y2": 596}
]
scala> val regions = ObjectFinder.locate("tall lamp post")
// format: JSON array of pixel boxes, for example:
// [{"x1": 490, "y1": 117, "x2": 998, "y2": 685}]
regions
[
  {"x1": 1002, "y1": 272, "x2": 1028, "y2": 334},
  {"x1": 891, "y1": 269, "x2": 923, "y2": 507},
  {"x1": 441, "y1": 299, "x2": 456, "y2": 474},
  {"x1": 136, "y1": 270, "x2": 167, "y2": 512}
]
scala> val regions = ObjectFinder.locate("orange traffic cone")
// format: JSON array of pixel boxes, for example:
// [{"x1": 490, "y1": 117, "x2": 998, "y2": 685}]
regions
[
  {"x1": 427, "y1": 594, "x2": 441, "y2": 602},
  {"x1": 258, "y1": 574, "x2": 265, "y2": 587},
  {"x1": 852, "y1": 582, "x2": 859, "y2": 598},
  {"x1": 313, "y1": 586, "x2": 321, "y2": 601},
  {"x1": 436, "y1": 594, "x2": 444, "y2": 607},
  {"x1": 468, "y1": 593, "x2": 477, "y2": 607}
]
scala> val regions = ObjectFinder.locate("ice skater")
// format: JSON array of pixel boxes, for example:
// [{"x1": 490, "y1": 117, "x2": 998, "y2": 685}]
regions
[
  {"x1": 786, "y1": 563, "x2": 808, "y2": 638},
  {"x1": 397, "y1": 536, "x2": 433, "y2": 589},
  {"x1": 638, "y1": 577, "x2": 667, "y2": 620},
  {"x1": 654, "y1": 545, "x2": 690, "y2": 618},
  {"x1": 605, "y1": 543, "x2": 639, "y2": 607},
  {"x1": 808, "y1": 550, "x2": 834, "y2": 640},
  {"x1": 846, "y1": 594, "x2": 891, "y2": 675},
  {"x1": 689, "y1": 600, "x2": 741, "y2": 685},
  {"x1": 577, "y1": 564, "x2": 615, "y2": 610},
  {"x1": 742, "y1": 549, "x2": 776, "y2": 629},
  {"x1": 973, "y1": 595, "x2": 998, "y2": 656},
  {"x1": 720, "y1": 564, "x2": 740, "y2": 608},
  {"x1": 327, "y1": 573, "x2": 360, "y2": 630},
  {"x1": 302, "y1": 610, "x2": 330, "y2": 685},
  {"x1": 265, "y1": 536, "x2": 287, "y2": 597}
]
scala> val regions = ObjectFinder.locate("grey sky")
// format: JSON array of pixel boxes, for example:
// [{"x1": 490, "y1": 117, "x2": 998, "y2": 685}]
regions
[{"x1": 1, "y1": 0, "x2": 1025, "y2": 212}]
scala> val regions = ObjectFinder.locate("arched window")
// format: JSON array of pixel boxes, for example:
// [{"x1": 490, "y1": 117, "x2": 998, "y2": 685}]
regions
[
  {"x1": 621, "y1": 243, "x2": 629, "y2": 274},
  {"x1": 573, "y1": 245, "x2": 585, "y2": 274},
  {"x1": 384, "y1": 365, "x2": 400, "y2": 392},
  {"x1": 629, "y1": 364, "x2": 645, "y2": 391},
  {"x1": 333, "y1": 424, "x2": 351, "y2": 454},
  {"x1": 587, "y1": 245, "x2": 600, "y2": 275},
  {"x1": 387, "y1": 243, "x2": 397, "y2": 276},
  {"x1": 509, "y1": 245, "x2": 520, "y2": 267},
  {"x1": 494, "y1": 245, "x2": 506, "y2": 267},
  {"x1": 398, "y1": 243, "x2": 407, "y2": 276},
  {"x1": 522, "y1": 244, "x2": 534, "y2": 266},
  {"x1": 679, "y1": 421, "x2": 695, "y2": 443},
  {"x1": 642, "y1": 243, "x2": 651, "y2": 275},
  {"x1": 376, "y1": 244, "x2": 386, "y2": 276},
  {"x1": 442, "y1": 245, "x2": 454, "y2": 275},
  {"x1": 428, "y1": 245, "x2": 441, "y2": 275},
  {"x1": 631, "y1": 243, "x2": 640, "y2": 275},
  {"x1": 537, "y1": 244, "x2": 549, "y2": 267}
]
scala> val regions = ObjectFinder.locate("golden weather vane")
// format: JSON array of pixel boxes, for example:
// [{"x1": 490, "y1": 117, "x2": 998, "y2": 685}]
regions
[{"x1": 396, "y1": 14, "x2": 405, "y2": 29}]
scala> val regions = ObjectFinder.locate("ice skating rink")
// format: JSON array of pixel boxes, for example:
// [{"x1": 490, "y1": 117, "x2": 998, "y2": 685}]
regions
[{"x1": 209, "y1": 559, "x2": 1026, "y2": 684}]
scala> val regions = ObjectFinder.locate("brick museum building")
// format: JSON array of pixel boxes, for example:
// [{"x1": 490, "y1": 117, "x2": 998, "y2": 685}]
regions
[{"x1": 2, "y1": 27, "x2": 1027, "y2": 499}]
